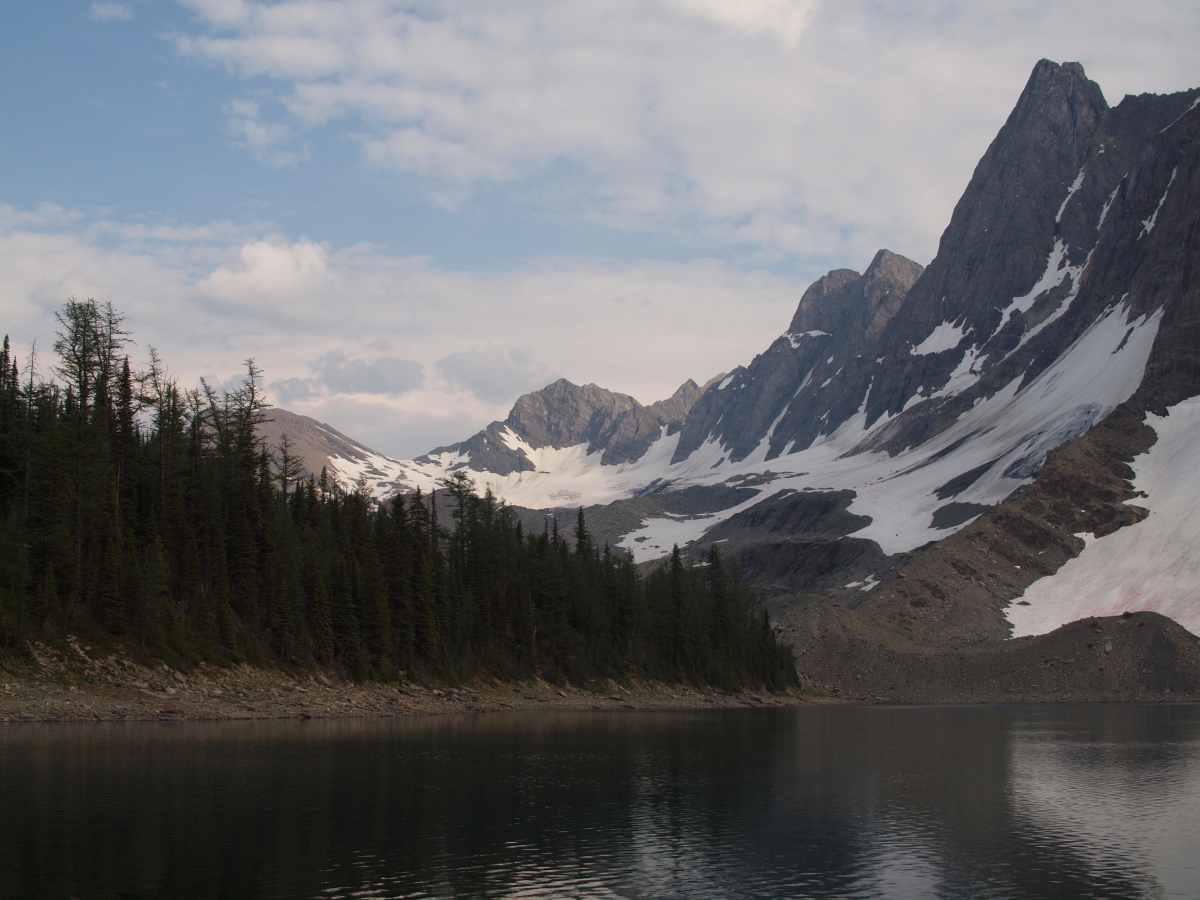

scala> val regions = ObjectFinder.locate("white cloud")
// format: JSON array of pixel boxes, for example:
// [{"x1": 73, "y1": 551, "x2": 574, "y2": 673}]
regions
[
  {"x1": 11, "y1": 2, "x2": 1200, "y2": 455},
  {"x1": 198, "y1": 236, "x2": 333, "y2": 323},
  {"x1": 90, "y1": 2, "x2": 133, "y2": 21},
  {"x1": 273, "y1": 349, "x2": 424, "y2": 403},
  {"x1": 224, "y1": 98, "x2": 307, "y2": 167},
  {"x1": 437, "y1": 347, "x2": 557, "y2": 404},
  {"x1": 668, "y1": 0, "x2": 818, "y2": 47},
  {"x1": 173, "y1": 0, "x2": 1200, "y2": 265}
]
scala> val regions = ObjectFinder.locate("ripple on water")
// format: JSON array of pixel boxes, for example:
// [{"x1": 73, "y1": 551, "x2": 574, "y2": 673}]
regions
[{"x1": 2, "y1": 706, "x2": 1199, "y2": 900}]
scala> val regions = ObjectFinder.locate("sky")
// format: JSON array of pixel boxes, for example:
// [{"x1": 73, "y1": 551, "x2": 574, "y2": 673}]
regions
[{"x1": 2, "y1": 1, "x2": 1199, "y2": 459}]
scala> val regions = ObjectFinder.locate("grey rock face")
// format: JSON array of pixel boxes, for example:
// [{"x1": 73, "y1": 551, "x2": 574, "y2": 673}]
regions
[
  {"x1": 674, "y1": 59, "x2": 1200, "y2": 470},
  {"x1": 416, "y1": 58, "x2": 1200, "y2": 556},
  {"x1": 418, "y1": 377, "x2": 705, "y2": 474},
  {"x1": 672, "y1": 249, "x2": 924, "y2": 463},
  {"x1": 703, "y1": 489, "x2": 871, "y2": 543},
  {"x1": 857, "y1": 64, "x2": 1197, "y2": 452},
  {"x1": 257, "y1": 408, "x2": 408, "y2": 491},
  {"x1": 661, "y1": 60, "x2": 1200, "y2": 621},
  {"x1": 507, "y1": 379, "x2": 640, "y2": 450}
]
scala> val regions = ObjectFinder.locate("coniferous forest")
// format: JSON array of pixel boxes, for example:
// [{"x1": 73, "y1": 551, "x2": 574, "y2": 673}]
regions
[{"x1": 0, "y1": 300, "x2": 797, "y2": 690}]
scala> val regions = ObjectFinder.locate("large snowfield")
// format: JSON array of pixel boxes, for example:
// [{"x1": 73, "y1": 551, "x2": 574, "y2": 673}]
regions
[
  {"x1": 1006, "y1": 394, "x2": 1200, "y2": 638},
  {"x1": 318, "y1": 295, "x2": 1197, "y2": 639},
  {"x1": 349, "y1": 298, "x2": 1161, "y2": 562}
]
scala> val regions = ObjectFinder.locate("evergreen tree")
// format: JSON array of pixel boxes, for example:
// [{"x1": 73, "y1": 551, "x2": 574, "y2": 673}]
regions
[{"x1": 0, "y1": 300, "x2": 798, "y2": 691}]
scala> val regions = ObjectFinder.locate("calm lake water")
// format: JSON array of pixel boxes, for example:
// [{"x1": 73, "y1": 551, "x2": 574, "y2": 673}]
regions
[{"x1": 2, "y1": 705, "x2": 1198, "y2": 899}]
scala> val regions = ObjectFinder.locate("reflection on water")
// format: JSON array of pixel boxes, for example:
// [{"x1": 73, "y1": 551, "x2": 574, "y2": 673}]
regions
[{"x1": 1, "y1": 705, "x2": 1198, "y2": 899}]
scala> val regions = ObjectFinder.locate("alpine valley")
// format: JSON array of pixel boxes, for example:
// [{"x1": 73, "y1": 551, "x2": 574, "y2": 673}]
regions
[{"x1": 271, "y1": 60, "x2": 1200, "y2": 702}]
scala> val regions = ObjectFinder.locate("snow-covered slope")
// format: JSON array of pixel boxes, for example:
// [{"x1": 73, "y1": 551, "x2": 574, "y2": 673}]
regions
[
  {"x1": 613, "y1": 299, "x2": 1159, "y2": 562},
  {"x1": 258, "y1": 408, "x2": 428, "y2": 497},
  {"x1": 395, "y1": 290, "x2": 1160, "y2": 570},
  {"x1": 1007, "y1": 395, "x2": 1200, "y2": 637},
  {"x1": 369, "y1": 60, "x2": 1200, "y2": 640}
]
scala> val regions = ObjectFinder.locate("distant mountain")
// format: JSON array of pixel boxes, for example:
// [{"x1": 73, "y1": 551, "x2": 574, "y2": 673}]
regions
[
  {"x1": 258, "y1": 378, "x2": 710, "y2": 503},
  {"x1": 671, "y1": 248, "x2": 925, "y2": 464},
  {"x1": 344, "y1": 59, "x2": 1200, "y2": 646},
  {"x1": 412, "y1": 377, "x2": 708, "y2": 504},
  {"x1": 257, "y1": 408, "x2": 412, "y2": 496}
]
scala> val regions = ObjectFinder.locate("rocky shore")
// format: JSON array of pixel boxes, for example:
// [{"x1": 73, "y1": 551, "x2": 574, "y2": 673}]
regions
[
  {"x1": 0, "y1": 637, "x2": 804, "y2": 724},
  {"x1": 778, "y1": 609, "x2": 1200, "y2": 705},
  {"x1": 6, "y1": 611, "x2": 1200, "y2": 723}
]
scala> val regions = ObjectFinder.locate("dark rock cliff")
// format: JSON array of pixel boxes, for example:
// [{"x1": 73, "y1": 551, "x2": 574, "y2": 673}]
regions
[
  {"x1": 673, "y1": 61, "x2": 1199, "y2": 467},
  {"x1": 672, "y1": 249, "x2": 924, "y2": 463},
  {"x1": 664, "y1": 61, "x2": 1200, "y2": 653}
]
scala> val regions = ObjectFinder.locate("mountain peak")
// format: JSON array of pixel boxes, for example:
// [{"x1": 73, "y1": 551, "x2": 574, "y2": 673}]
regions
[
  {"x1": 506, "y1": 379, "x2": 641, "y2": 451},
  {"x1": 786, "y1": 251, "x2": 923, "y2": 341},
  {"x1": 647, "y1": 379, "x2": 702, "y2": 425}
]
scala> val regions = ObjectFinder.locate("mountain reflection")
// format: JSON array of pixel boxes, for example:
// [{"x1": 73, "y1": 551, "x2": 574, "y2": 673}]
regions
[{"x1": 1, "y1": 706, "x2": 1198, "y2": 899}]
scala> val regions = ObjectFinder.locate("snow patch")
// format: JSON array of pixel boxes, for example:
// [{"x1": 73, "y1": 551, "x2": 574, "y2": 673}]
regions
[
  {"x1": 911, "y1": 321, "x2": 966, "y2": 356},
  {"x1": 785, "y1": 330, "x2": 830, "y2": 348},
  {"x1": 618, "y1": 515, "x2": 722, "y2": 563},
  {"x1": 1159, "y1": 94, "x2": 1200, "y2": 133},
  {"x1": 1098, "y1": 187, "x2": 1119, "y2": 231},
  {"x1": 1000, "y1": 239, "x2": 1073, "y2": 321},
  {"x1": 1007, "y1": 394, "x2": 1200, "y2": 638},
  {"x1": 1139, "y1": 168, "x2": 1176, "y2": 238},
  {"x1": 384, "y1": 296, "x2": 1163, "y2": 565},
  {"x1": 931, "y1": 346, "x2": 985, "y2": 399},
  {"x1": 1008, "y1": 249, "x2": 1093, "y2": 356},
  {"x1": 1055, "y1": 167, "x2": 1086, "y2": 223},
  {"x1": 325, "y1": 451, "x2": 411, "y2": 497},
  {"x1": 1000, "y1": 403, "x2": 1105, "y2": 479},
  {"x1": 717, "y1": 374, "x2": 735, "y2": 390}
]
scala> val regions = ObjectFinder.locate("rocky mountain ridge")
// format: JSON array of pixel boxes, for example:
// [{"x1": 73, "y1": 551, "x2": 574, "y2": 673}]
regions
[
  {"x1": 272, "y1": 59, "x2": 1200, "y2": 651},
  {"x1": 416, "y1": 378, "x2": 705, "y2": 476},
  {"x1": 680, "y1": 60, "x2": 1199, "y2": 466},
  {"x1": 256, "y1": 408, "x2": 411, "y2": 495}
]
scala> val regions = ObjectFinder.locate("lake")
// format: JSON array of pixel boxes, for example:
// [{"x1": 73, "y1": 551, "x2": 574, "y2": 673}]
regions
[{"x1": 2, "y1": 704, "x2": 1198, "y2": 899}]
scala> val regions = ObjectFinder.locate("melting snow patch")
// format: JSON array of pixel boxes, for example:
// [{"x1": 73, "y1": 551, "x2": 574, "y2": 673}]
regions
[
  {"x1": 1055, "y1": 167, "x2": 1086, "y2": 223},
  {"x1": 931, "y1": 346, "x2": 985, "y2": 399},
  {"x1": 1008, "y1": 250, "x2": 1092, "y2": 356},
  {"x1": 1000, "y1": 403, "x2": 1105, "y2": 479},
  {"x1": 388, "y1": 296, "x2": 1165, "y2": 565},
  {"x1": 785, "y1": 330, "x2": 830, "y2": 348},
  {"x1": 1007, "y1": 394, "x2": 1200, "y2": 638},
  {"x1": 911, "y1": 321, "x2": 966, "y2": 356},
  {"x1": 1159, "y1": 95, "x2": 1200, "y2": 133},
  {"x1": 1098, "y1": 187, "x2": 1119, "y2": 231},
  {"x1": 1139, "y1": 168, "x2": 1176, "y2": 238},
  {"x1": 1001, "y1": 239, "x2": 1072, "y2": 320}
]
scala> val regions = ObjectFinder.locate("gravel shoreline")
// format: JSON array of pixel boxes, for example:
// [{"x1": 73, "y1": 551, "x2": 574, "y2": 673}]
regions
[
  {"x1": 10, "y1": 608, "x2": 1199, "y2": 724},
  {"x1": 0, "y1": 639, "x2": 806, "y2": 723}
]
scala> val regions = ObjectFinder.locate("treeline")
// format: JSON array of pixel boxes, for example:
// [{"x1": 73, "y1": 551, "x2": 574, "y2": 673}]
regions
[{"x1": 0, "y1": 300, "x2": 797, "y2": 689}]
